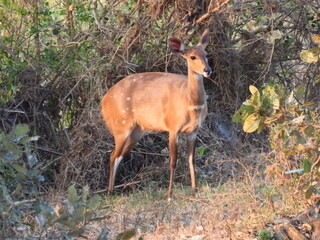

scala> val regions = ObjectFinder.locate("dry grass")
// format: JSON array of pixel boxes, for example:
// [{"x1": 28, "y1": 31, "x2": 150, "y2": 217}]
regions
[{"x1": 93, "y1": 152, "x2": 306, "y2": 240}]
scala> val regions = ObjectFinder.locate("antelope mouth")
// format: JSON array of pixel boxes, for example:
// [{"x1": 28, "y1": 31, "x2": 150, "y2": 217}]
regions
[
  {"x1": 202, "y1": 67, "x2": 212, "y2": 78},
  {"x1": 203, "y1": 71, "x2": 212, "y2": 78}
]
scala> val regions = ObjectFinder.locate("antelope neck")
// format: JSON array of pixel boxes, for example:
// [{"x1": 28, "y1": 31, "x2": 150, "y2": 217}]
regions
[{"x1": 187, "y1": 67, "x2": 205, "y2": 106}]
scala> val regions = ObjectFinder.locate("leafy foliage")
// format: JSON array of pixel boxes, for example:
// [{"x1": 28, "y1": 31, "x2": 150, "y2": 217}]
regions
[
  {"x1": 0, "y1": 125, "x2": 108, "y2": 238},
  {"x1": 0, "y1": 124, "x2": 42, "y2": 234},
  {"x1": 35, "y1": 185, "x2": 103, "y2": 237},
  {"x1": 233, "y1": 81, "x2": 320, "y2": 199},
  {"x1": 232, "y1": 85, "x2": 281, "y2": 133}
]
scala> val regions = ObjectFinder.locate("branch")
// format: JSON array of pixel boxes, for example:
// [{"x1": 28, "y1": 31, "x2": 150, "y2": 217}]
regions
[
  {"x1": 0, "y1": 38, "x2": 18, "y2": 61},
  {"x1": 182, "y1": 0, "x2": 231, "y2": 31},
  {"x1": 5, "y1": 199, "x2": 37, "y2": 213},
  {"x1": 196, "y1": 0, "x2": 231, "y2": 24}
]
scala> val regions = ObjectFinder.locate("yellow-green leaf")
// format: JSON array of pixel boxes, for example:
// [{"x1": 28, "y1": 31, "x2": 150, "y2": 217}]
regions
[
  {"x1": 14, "y1": 124, "x2": 30, "y2": 137},
  {"x1": 303, "y1": 159, "x2": 312, "y2": 173},
  {"x1": 67, "y1": 185, "x2": 78, "y2": 204},
  {"x1": 296, "y1": 85, "x2": 305, "y2": 100},
  {"x1": 248, "y1": 85, "x2": 261, "y2": 106},
  {"x1": 243, "y1": 113, "x2": 261, "y2": 133},
  {"x1": 116, "y1": 229, "x2": 136, "y2": 240},
  {"x1": 300, "y1": 46, "x2": 320, "y2": 63},
  {"x1": 272, "y1": 98, "x2": 280, "y2": 110},
  {"x1": 11, "y1": 164, "x2": 27, "y2": 174},
  {"x1": 305, "y1": 187, "x2": 312, "y2": 199},
  {"x1": 249, "y1": 85, "x2": 259, "y2": 96}
]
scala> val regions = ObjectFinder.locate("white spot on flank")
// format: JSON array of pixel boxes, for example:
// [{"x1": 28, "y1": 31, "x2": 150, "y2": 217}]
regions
[
  {"x1": 121, "y1": 110, "x2": 126, "y2": 113},
  {"x1": 132, "y1": 109, "x2": 135, "y2": 112},
  {"x1": 189, "y1": 104, "x2": 204, "y2": 111},
  {"x1": 122, "y1": 120, "x2": 126, "y2": 124},
  {"x1": 127, "y1": 97, "x2": 131, "y2": 101},
  {"x1": 133, "y1": 78, "x2": 136, "y2": 82}
]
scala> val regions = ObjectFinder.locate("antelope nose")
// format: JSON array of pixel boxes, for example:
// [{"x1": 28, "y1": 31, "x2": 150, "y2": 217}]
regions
[{"x1": 204, "y1": 67, "x2": 212, "y2": 76}]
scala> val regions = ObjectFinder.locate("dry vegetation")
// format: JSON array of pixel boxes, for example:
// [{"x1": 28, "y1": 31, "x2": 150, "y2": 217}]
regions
[{"x1": 0, "y1": 0, "x2": 319, "y2": 239}]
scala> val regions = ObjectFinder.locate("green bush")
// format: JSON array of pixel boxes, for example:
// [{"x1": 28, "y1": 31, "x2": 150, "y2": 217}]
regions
[
  {"x1": 233, "y1": 44, "x2": 320, "y2": 199},
  {"x1": 233, "y1": 82, "x2": 319, "y2": 199},
  {"x1": 0, "y1": 124, "x2": 43, "y2": 234}
]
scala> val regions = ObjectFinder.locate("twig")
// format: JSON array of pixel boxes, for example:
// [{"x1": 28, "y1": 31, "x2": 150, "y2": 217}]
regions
[
  {"x1": 311, "y1": 155, "x2": 320, "y2": 173},
  {"x1": 114, "y1": 180, "x2": 141, "y2": 189},
  {"x1": 5, "y1": 199, "x2": 37, "y2": 213},
  {"x1": 92, "y1": 180, "x2": 141, "y2": 194},
  {"x1": 131, "y1": 150, "x2": 168, "y2": 157},
  {"x1": 35, "y1": 146, "x2": 63, "y2": 156},
  {"x1": 182, "y1": 0, "x2": 231, "y2": 31},
  {"x1": 0, "y1": 109, "x2": 26, "y2": 114},
  {"x1": 0, "y1": 38, "x2": 18, "y2": 61}
]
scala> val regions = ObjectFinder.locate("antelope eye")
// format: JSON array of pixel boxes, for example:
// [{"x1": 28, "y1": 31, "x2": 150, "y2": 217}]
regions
[
  {"x1": 205, "y1": 54, "x2": 209, "y2": 58},
  {"x1": 190, "y1": 56, "x2": 196, "y2": 60}
]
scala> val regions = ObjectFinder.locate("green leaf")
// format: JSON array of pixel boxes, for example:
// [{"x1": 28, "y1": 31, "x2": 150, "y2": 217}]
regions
[
  {"x1": 198, "y1": 147, "x2": 205, "y2": 156},
  {"x1": 243, "y1": 113, "x2": 261, "y2": 133},
  {"x1": 303, "y1": 159, "x2": 312, "y2": 173},
  {"x1": 261, "y1": 96, "x2": 271, "y2": 111},
  {"x1": 305, "y1": 187, "x2": 312, "y2": 199},
  {"x1": 257, "y1": 122, "x2": 264, "y2": 134},
  {"x1": 232, "y1": 105, "x2": 255, "y2": 122},
  {"x1": 0, "y1": 185, "x2": 13, "y2": 204},
  {"x1": 40, "y1": 203, "x2": 56, "y2": 215},
  {"x1": 27, "y1": 154, "x2": 38, "y2": 168},
  {"x1": 67, "y1": 227, "x2": 85, "y2": 237},
  {"x1": 96, "y1": 228, "x2": 109, "y2": 240},
  {"x1": 14, "y1": 124, "x2": 30, "y2": 137},
  {"x1": 19, "y1": 135, "x2": 30, "y2": 144},
  {"x1": 300, "y1": 46, "x2": 320, "y2": 63},
  {"x1": 11, "y1": 164, "x2": 27, "y2": 174},
  {"x1": 88, "y1": 195, "x2": 100, "y2": 209},
  {"x1": 295, "y1": 85, "x2": 305, "y2": 100},
  {"x1": 116, "y1": 229, "x2": 136, "y2": 240},
  {"x1": 68, "y1": 185, "x2": 78, "y2": 204},
  {"x1": 304, "y1": 125, "x2": 314, "y2": 137},
  {"x1": 52, "y1": 28, "x2": 60, "y2": 35},
  {"x1": 81, "y1": 185, "x2": 89, "y2": 201}
]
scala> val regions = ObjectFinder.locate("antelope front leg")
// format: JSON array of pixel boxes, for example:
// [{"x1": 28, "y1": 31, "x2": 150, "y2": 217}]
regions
[
  {"x1": 167, "y1": 132, "x2": 178, "y2": 200},
  {"x1": 187, "y1": 131, "x2": 197, "y2": 196}
]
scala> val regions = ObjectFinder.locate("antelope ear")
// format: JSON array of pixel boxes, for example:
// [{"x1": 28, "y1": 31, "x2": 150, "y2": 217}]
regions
[
  {"x1": 198, "y1": 29, "x2": 210, "y2": 49},
  {"x1": 169, "y1": 38, "x2": 185, "y2": 55}
]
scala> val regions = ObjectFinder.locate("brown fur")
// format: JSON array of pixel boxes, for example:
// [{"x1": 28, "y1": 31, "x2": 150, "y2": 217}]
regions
[{"x1": 101, "y1": 30, "x2": 211, "y2": 199}]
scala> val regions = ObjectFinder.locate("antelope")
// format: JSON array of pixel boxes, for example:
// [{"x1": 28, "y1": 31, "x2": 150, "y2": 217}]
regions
[{"x1": 101, "y1": 30, "x2": 212, "y2": 200}]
